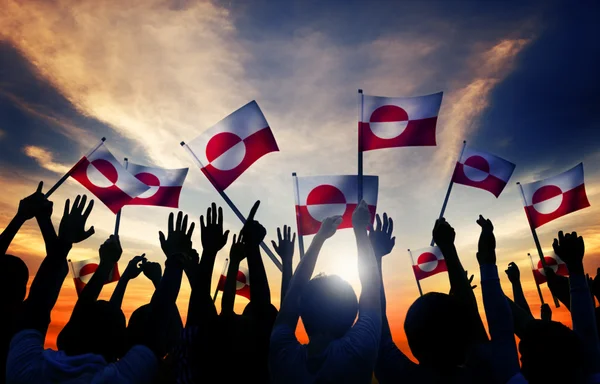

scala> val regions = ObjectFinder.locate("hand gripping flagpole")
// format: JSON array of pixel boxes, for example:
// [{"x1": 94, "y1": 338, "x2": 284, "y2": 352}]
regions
[
  {"x1": 292, "y1": 172, "x2": 306, "y2": 259},
  {"x1": 408, "y1": 249, "x2": 423, "y2": 296},
  {"x1": 114, "y1": 158, "x2": 128, "y2": 236},
  {"x1": 430, "y1": 140, "x2": 467, "y2": 246},
  {"x1": 181, "y1": 142, "x2": 283, "y2": 271},
  {"x1": 213, "y1": 257, "x2": 229, "y2": 303},
  {"x1": 527, "y1": 252, "x2": 546, "y2": 305},
  {"x1": 517, "y1": 182, "x2": 559, "y2": 308},
  {"x1": 45, "y1": 137, "x2": 106, "y2": 198},
  {"x1": 357, "y1": 89, "x2": 364, "y2": 202}
]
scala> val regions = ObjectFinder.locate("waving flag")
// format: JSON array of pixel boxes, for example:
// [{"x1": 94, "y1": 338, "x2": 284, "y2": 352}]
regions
[
  {"x1": 359, "y1": 92, "x2": 443, "y2": 151},
  {"x1": 126, "y1": 163, "x2": 188, "y2": 208},
  {"x1": 409, "y1": 246, "x2": 447, "y2": 281},
  {"x1": 185, "y1": 101, "x2": 279, "y2": 191},
  {"x1": 530, "y1": 254, "x2": 569, "y2": 285},
  {"x1": 216, "y1": 266, "x2": 250, "y2": 300},
  {"x1": 295, "y1": 175, "x2": 378, "y2": 236},
  {"x1": 520, "y1": 163, "x2": 590, "y2": 228},
  {"x1": 70, "y1": 258, "x2": 120, "y2": 296},
  {"x1": 451, "y1": 147, "x2": 515, "y2": 197},
  {"x1": 69, "y1": 143, "x2": 149, "y2": 213}
]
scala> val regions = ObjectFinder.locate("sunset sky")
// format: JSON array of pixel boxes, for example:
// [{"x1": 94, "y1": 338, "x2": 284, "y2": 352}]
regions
[{"x1": 1, "y1": 0, "x2": 600, "y2": 357}]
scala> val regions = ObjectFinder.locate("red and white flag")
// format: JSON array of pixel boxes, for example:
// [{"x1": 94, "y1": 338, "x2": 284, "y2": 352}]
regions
[
  {"x1": 70, "y1": 258, "x2": 120, "y2": 296},
  {"x1": 295, "y1": 175, "x2": 378, "y2": 236},
  {"x1": 359, "y1": 92, "x2": 443, "y2": 151},
  {"x1": 521, "y1": 163, "x2": 590, "y2": 229},
  {"x1": 451, "y1": 147, "x2": 515, "y2": 197},
  {"x1": 125, "y1": 163, "x2": 188, "y2": 208},
  {"x1": 185, "y1": 101, "x2": 279, "y2": 191},
  {"x1": 530, "y1": 254, "x2": 569, "y2": 285},
  {"x1": 70, "y1": 144, "x2": 150, "y2": 213},
  {"x1": 216, "y1": 266, "x2": 250, "y2": 300},
  {"x1": 410, "y1": 246, "x2": 447, "y2": 281}
]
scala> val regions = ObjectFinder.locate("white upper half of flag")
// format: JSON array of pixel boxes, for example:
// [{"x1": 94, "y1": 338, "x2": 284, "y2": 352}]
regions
[
  {"x1": 186, "y1": 100, "x2": 270, "y2": 165},
  {"x1": 521, "y1": 163, "x2": 585, "y2": 206},
  {"x1": 239, "y1": 266, "x2": 250, "y2": 285},
  {"x1": 409, "y1": 246, "x2": 444, "y2": 265},
  {"x1": 459, "y1": 147, "x2": 516, "y2": 182},
  {"x1": 127, "y1": 163, "x2": 188, "y2": 187},
  {"x1": 70, "y1": 257, "x2": 100, "y2": 278},
  {"x1": 87, "y1": 144, "x2": 150, "y2": 197},
  {"x1": 362, "y1": 92, "x2": 443, "y2": 122},
  {"x1": 296, "y1": 175, "x2": 378, "y2": 206}
]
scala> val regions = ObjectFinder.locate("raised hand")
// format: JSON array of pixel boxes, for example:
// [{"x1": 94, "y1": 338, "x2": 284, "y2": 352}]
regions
[
  {"x1": 122, "y1": 254, "x2": 147, "y2": 280},
  {"x1": 58, "y1": 195, "x2": 95, "y2": 245},
  {"x1": 159, "y1": 211, "x2": 195, "y2": 259},
  {"x1": 552, "y1": 231, "x2": 585, "y2": 275},
  {"x1": 272, "y1": 225, "x2": 296, "y2": 264},
  {"x1": 432, "y1": 217, "x2": 455, "y2": 248},
  {"x1": 467, "y1": 271, "x2": 477, "y2": 290},
  {"x1": 200, "y1": 202, "x2": 230, "y2": 254},
  {"x1": 352, "y1": 199, "x2": 371, "y2": 230},
  {"x1": 17, "y1": 181, "x2": 52, "y2": 220},
  {"x1": 142, "y1": 261, "x2": 162, "y2": 285},
  {"x1": 369, "y1": 213, "x2": 396, "y2": 259},
  {"x1": 505, "y1": 262, "x2": 521, "y2": 284},
  {"x1": 317, "y1": 215, "x2": 343, "y2": 240},
  {"x1": 541, "y1": 303, "x2": 552, "y2": 321},
  {"x1": 476, "y1": 214, "x2": 496, "y2": 265},
  {"x1": 229, "y1": 231, "x2": 246, "y2": 264},
  {"x1": 99, "y1": 235, "x2": 122, "y2": 264},
  {"x1": 241, "y1": 200, "x2": 266, "y2": 247}
]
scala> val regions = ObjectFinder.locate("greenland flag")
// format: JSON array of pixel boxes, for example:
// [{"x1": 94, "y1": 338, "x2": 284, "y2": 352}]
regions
[
  {"x1": 69, "y1": 144, "x2": 150, "y2": 213},
  {"x1": 531, "y1": 254, "x2": 569, "y2": 285},
  {"x1": 521, "y1": 163, "x2": 590, "y2": 229},
  {"x1": 451, "y1": 147, "x2": 515, "y2": 197},
  {"x1": 359, "y1": 92, "x2": 443, "y2": 151},
  {"x1": 216, "y1": 266, "x2": 250, "y2": 300},
  {"x1": 295, "y1": 175, "x2": 378, "y2": 236},
  {"x1": 70, "y1": 258, "x2": 120, "y2": 295},
  {"x1": 410, "y1": 246, "x2": 447, "y2": 281},
  {"x1": 125, "y1": 163, "x2": 188, "y2": 208},
  {"x1": 186, "y1": 101, "x2": 279, "y2": 191}
]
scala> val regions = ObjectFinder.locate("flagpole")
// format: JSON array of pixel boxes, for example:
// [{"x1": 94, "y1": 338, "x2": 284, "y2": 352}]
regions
[
  {"x1": 114, "y1": 158, "x2": 128, "y2": 236},
  {"x1": 213, "y1": 258, "x2": 229, "y2": 303},
  {"x1": 45, "y1": 137, "x2": 106, "y2": 198},
  {"x1": 408, "y1": 249, "x2": 423, "y2": 296},
  {"x1": 68, "y1": 259, "x2": 80, "y2": 297},
  {"x1": 357, "y1": 89, "x2": 364, "y2": 202},
  {"x1": 517, "y1": 182, "x2": 559, "y2": 307},
  {"x1": 180, "y1": 141, "x2": 282, "y2": 271},
  {"x1": 430, "y1": 140, "x2": 467, "y2": 246},
  {"x1": 291, "y1": 172, "x2": 306, "y2": 259},
  {"x1": 527, "y1": 253, "x2": 546, "y2": 305}
]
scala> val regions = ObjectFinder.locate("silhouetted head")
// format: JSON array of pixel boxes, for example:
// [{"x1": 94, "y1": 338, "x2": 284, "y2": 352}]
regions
[
  {"x1": 57, "y1": 300, "x2": 126, "y2": 362},
  {"x1": 0, "y1": 255, "x2": 29, "y2": 310},
  {"x1": 126, "y1": 303, "x2": 183, "y2": 357},
  {"x1": 404, "y1": 292, "x2": 473, "y2": 369},
  {"x1": 299, "y1": 274, "x2": 358, "y2": 339},
  {"x1": 519, "y1": 320, "x2": 585, "y2": 384}
]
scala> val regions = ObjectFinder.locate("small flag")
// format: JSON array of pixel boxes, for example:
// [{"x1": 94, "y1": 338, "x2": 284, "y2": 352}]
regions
[
  {"x1": 521, "y1": 163, "x2": 590, "y2": 229},
  {"x1": 70, "y1": 258, "x2": 120, "y2": 295},
  {"x1": 216, "y1": 266, "x2": 250, "y2": 300},
  {"x1": 185, "y1": 101, "x2": 279, "y2": 191},
  {"x1": 295, "y1": 175, "x2": 378, "y2": 236},
  {"x1": 359, "y1": 92, "x2": 443, "y2": 151},
  {"x1": 410, "y1": 246, "x2": 447, "y2": 281},
  {"x1": 531, "y1": 254, "x2": 569, "y2": 285},
  {"x1": 69, "y1": 143, "x2": 150, "y2": 213},
  {"x1": 451, "y1": 147, "x2": 515, "y2": 197},
  {"x1": 125, "y1": 163, "x2": 188, "y2": 208}
]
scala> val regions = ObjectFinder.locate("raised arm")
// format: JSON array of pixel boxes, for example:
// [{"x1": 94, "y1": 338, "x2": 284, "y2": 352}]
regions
[
  {"x1": 142, "y1": 261, "x2": 162, "y2": 290},
  {"x1": 353, "y1": 200, "x2": 381, "y2": 315},
  {"x1": 272, "y1": 225, "x2": 295, "y2": 302},
  {"x1": 545, "y1": 267, "x2": 571, "y2": 310},
  {"x1": 505, "y1": 262, "x2": 533, "y2": 317},
  {"x1": 220, "y1": 232, "x2": 245, "y2": 316},
  {"x1": 109, "y1": 254, "x2": 146, "y2": 309},
  {"x1": 194, "y1": 203, "x2": 229, "y2": 292}
]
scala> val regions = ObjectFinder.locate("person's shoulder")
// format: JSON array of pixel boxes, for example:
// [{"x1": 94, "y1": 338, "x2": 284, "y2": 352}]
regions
[{"x1": 10, "y1": 328, "x2": 44, "y2": 347}]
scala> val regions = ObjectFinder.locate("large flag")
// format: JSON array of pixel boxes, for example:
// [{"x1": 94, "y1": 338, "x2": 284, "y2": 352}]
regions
[
  {"x1": 70, "y1": 258, "x2": 120, "y2": 295},
  {"x1": 451, "y1": 147, "x2": 515, "y2": 197},
  {"x1": 409, "y1": 246, "x2": 447, "y2": 281},
  {"x1": 359, "y1": 92, "x2": 443, "y2": 151},
  {"x1": 125, "y1": 163, "x2": 188, "y2": 208},
  {"x1": 185, "y1": 101, "x2": 279, "y2": 191},
  {"x1": 295, "y1": 175, "x2": 378, "y2": 236},
  {"x1": 520, "y1": 163, "x2": 590, "y2": 229},
  {"x1": 530, "y1": 254, "x2": 569, "y2": 285},
  {"x1": 216, "y1": 266, "x2": 250, "y2": 300},
  {"x1": 70, "y1": 143, "x2": 150, "y2": 213}
]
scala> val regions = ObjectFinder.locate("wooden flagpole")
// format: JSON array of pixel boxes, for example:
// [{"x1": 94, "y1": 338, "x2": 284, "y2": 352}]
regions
[
  {"x1": 292, "y1": 172, "x2": 305, "y2": 259},
  {"x1": 527, "y1": 252, "x2": 546, "y2": 305},
  {"x1": 430, "y1": 140, "x2": 467, "y2": 246},
  {"x1": 358, "y1": 89, "x2": 364, "y2": 202},
  {"x1": 45, "y1": 137, "x2": 106, "y2": 198},
  {"x1": 114, "y1": 158, "x2": 128, "y2": 236},
  {"x1": 408, "y1": 249, "x2": 423, "y2": 296},
  {"x1": 180, "y1": 141, "x2": 282, "y2": 271},
  {"x1": 213, "y1": 258, "x2": 229, "y2": 303}
]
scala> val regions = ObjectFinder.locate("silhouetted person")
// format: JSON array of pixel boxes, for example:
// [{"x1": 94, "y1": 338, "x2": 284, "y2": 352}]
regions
[{"x1": 272, "y1": 225, "x2": 296, "y2": 302}]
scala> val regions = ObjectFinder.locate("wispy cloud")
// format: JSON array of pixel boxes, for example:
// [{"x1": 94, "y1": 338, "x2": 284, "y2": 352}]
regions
[{"x1": 23, "y1": 145, "x2": 72, "y2": 174}]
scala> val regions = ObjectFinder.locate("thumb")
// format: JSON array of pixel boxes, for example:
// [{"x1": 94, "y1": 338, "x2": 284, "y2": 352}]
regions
[
  {"x1": 83, "y1": 226, "x2": 95, "y2": 240},
  {"x1": 271, "y1": 240, "x2": 279, "y2": 253},
  {"x1": 223, "y1": 230, "x2": 230, "y2": 242},
  {"x1": 159, "y1": 231, "x2": 166, "y2": 247}
]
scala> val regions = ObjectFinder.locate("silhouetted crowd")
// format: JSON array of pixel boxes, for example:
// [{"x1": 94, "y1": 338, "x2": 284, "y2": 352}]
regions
[{"x1": 2, "y1": 183, "x2": 600, "y2": 383}]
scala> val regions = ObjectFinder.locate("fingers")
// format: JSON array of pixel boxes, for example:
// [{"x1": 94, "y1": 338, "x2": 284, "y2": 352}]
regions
[
  {"x1": 382, "y1": 213, "x2": 389, "y2": 233},
  {"x1": 248, "y1": 200, "x2": 260, "y2": 222},
  {"x1": 176, "y1": 211, "x2": 183, "y2": 231},
  {"x1": 36, "y1": 181, "x2": 43, "y2": 193},
  {"x1": 292, "y1": 232, "x2": 296, "y2": 245},
  {"x1": 207, "y1": 205, "x2": 212, "y2": 226},
  {"x1": 277, "y1": 227, "x2": 282, "y2": 243},
  {"x1": 200, "y1": 215, "x2": 206, "y2": 230},
  {"x1": 271, "y1": 240, "x2": 279, "y2": 253},
  {"x1": 168, "y1": 212, "x2": 174, "y2": 235},
  {"x1": 232, "y1": 233, "x2": 237, "y2": 245},
  {"x1": 73, "y1": 195, "x2": 81, "y2": 213},
  {"x1": 187, "y1": 221, "x2": 195, "y2": 238},
  {"x1": 332, "y1": 215, "x2": 343, "y2": 226},
  {"x1": 223, "y1": 230, "x2": 230, "y2": 243},
  {"x1": 83, "y1": 226, "x2": 95, "y2": 241},
  {"x1": 82, "y1": 199, "x2": 94, "y2": 220},
  {"x1": 375, "y1": 214, "x2": 382, "y2": 231},
  {"x1": 79, "y1": 195, "x2": 87, "y2": 213},
  {"x1": 558, "y1": 230, "x2": 565, "y2": 244},
  {"x1": 218, "y1": 205, "x2": 223, "y2": 227},
  {"x1": 159, "y1": 231, "x2": 166, "y2": 247},
  {"x1": 391, "y1": 237, "x2": 396, "y2": 248},
  {"x1": 211, "y1": 202, "x2": 217, "y2": 225},
  {"x1": 552, "y1": 238, "x2": 559, "y2": 253},
  {"x1": 182, "y1": 214, "x2": 188, "y2": 232},
  {"x1": 388, "y1": 217, "x2": 394, "y2": 235},
  {"x1": 64, "y1": 199, "x2": 70, "y2": 217}
]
